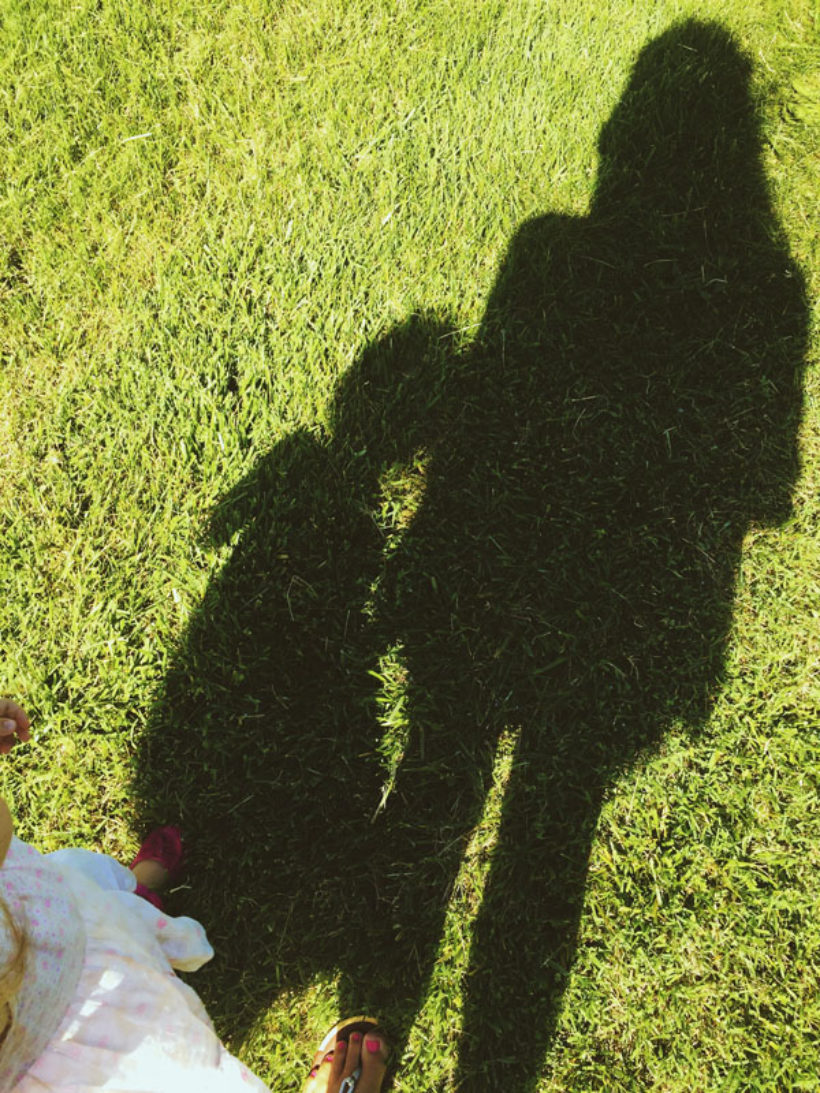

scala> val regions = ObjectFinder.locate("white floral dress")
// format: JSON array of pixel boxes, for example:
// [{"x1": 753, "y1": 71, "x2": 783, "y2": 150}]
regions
[{"x1": 0, "y1": 837, "x2": 270, "y2": 1092}]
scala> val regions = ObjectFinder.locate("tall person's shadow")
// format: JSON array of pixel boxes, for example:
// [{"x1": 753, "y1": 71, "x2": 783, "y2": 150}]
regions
[{"x1": 135, "y1": 20, "x2": 807, "y2": 1091}]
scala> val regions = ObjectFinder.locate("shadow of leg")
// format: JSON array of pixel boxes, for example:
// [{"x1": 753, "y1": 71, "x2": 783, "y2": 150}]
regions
[{"x1": 455, "y1": 729, "x2": 605, "y2": 1092}]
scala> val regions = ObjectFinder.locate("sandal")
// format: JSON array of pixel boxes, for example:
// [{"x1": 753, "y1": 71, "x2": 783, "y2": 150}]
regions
[{"x1": 307, "y1": 1015, "x2": 391, "y2": 1089}]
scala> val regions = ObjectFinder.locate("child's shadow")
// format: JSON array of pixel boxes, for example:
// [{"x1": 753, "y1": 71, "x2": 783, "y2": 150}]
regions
[{"x1": 135, "y1": 19, "x2": 808, "y2": 1091}]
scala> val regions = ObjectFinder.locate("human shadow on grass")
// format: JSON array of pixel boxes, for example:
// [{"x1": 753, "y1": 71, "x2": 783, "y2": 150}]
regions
[{"x1": 135, "y1": 19, "x2": 807, "y2": 1092}]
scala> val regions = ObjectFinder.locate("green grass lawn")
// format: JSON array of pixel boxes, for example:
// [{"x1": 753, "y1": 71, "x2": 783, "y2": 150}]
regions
[{"x1": 1, "y1": 0, "x2": 819, "y2": 1089}]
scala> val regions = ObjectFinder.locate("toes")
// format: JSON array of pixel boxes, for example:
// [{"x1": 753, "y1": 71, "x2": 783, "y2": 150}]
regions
[
  {"x1": 327, "y1": 1036, "x2": 349, "y2": 1086},
  {"x1": 345, "y1": 1030, "x2": 364, "y2": 1076},
  {"x1": 303, "y1": 1043, "x2": 342, "y2": 1093},
  {"x1": 303, "y1": 1049, "x2": 325, "y2": 1092},
  {"x1": 329, "y1": 1030, "x2": 365, "y2": 1089},
  {"x1": 304, "y1": 1023, "x2": 388, "y2": 1093},
  {"x1": 357, "y1": 1031, "x2": 389, "y2": 1093}
]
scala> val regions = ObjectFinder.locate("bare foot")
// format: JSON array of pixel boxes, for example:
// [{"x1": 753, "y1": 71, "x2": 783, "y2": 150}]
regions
[{"x1": 303, "y1": 1023, "x2": 390, "y2": 1093}]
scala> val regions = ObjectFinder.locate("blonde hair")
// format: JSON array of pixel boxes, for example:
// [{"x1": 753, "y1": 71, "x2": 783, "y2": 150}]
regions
[{"x1": 0, "y1": 896, "x2": 26, "y2": 1047}]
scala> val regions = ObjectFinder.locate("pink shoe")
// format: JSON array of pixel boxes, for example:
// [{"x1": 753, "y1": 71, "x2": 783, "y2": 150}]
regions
[{"x1": 131, "y1": 826, "x2": 184, "y2": 910}]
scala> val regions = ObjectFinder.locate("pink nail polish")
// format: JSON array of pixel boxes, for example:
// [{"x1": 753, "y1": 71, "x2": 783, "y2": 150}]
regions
[
  {"x1": 352, "y1": 1032, "x2": 362, "y2": 1043},
  {"x1": 366, "y1": 1039, "x2": 380, "y2": 1054}
]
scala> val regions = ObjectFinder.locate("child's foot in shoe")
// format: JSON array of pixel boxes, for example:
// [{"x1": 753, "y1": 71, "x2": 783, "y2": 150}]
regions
[
  {"x1": 130, "y1": 826, "x2": 184, "y2": 909},
  {"x1": 303, "y1": 1024, "x2": 390, "y2": 1093},
  {"x1": 130, "y1": 826, "x2": 184, "y2": 892}
]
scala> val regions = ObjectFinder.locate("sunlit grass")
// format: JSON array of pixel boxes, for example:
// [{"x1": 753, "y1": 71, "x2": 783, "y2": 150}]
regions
[{"x1": 1, "y1": 0, "x2": 818, "y2": 1089}]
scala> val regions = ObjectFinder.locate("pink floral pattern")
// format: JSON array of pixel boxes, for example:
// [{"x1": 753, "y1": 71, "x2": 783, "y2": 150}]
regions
[
  {"x1": 0, "y1": 839, "x2": 84, "y2": 1088},
  {"x1": 0, "y1": 839, "x2": 270, "y2": 1092}
]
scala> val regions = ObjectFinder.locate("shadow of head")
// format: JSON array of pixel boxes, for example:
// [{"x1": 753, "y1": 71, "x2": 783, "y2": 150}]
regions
[{"x1": 596, "y1": 20, "x2": 757, "y2": 214}]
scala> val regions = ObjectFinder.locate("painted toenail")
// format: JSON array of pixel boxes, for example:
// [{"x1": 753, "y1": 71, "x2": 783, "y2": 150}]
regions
[
  {"x1": 352, "y1": 1032, "x2": 362, "y2": 1043},
  {"x1": 366, "y1": 1039, "x2": 381, "y2": 1054}
]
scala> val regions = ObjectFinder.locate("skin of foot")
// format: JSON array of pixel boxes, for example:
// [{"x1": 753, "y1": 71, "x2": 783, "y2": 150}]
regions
[
  {"x1": 130, "y1": 859, "x2": 169, "y2": 892},
  {"x1": 303, "y1": 1028, "x2": 389, "y2": 1093}
]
